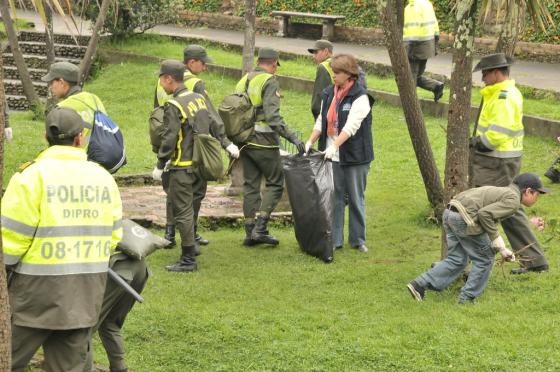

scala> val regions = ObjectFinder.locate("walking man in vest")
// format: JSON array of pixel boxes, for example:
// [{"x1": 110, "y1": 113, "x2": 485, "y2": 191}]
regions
[
  {"x1": 308, "y1": 39, "x2": 334, "y2": 120},
  {"x1": 3, "y1": 107, "x2": 122, "y2": 371},
  {"x1": 152, "y1": 60, "x2": 214, "y2": 272},
  {"x1": 407, "y1": 173, "x2": 548, "y2": 303},
  {"x1": 154, "y1": 45, "x2": 240, "y2": 248},
  {"x1": 235, "y1": 48, "x2": 305, "y2": 246},
  {"x1": 470, "y1": 53, "x2": 549, "y2": 274},
  {"x1": 42, "y1": 61, "x2": 106, "y2": 144},
  {"x1": 403, "y1": 0, "x2": 444, "y2": 102}
]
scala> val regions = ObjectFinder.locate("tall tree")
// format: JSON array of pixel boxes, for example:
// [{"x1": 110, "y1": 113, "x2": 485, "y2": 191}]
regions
[
  {"x1": 376, "y1": 0, "x2": 445, "y2": 216},
  {"x1": 241, "y1": 0, "x2": 256, "y2": 74},
  {"x1": 78, "y1": 0, "x2": 111, "y2": 85},
  {"x1": 0, "y1": 0, "x2": 42, "y2": 111},
  {"x1": 0, "y1": 52, "x2": 12, "y2": 371},
  {"x1": 44, "y1": 0, "x2": 56, "y2": 65}
]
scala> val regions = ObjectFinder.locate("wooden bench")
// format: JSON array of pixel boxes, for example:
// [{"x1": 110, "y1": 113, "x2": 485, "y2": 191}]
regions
[{"x1": 270, "y1": 11, "x2": 345, "y2": 41}]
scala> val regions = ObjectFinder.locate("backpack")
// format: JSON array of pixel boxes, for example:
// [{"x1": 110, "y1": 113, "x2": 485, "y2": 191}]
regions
[
  {"x1": 75, "y1": 99, "x2": 127, "y2": 174},
  {"x1": 218, "y1": 78, "x2": 255, "y2": 145},
  {"x1": 149, "y1": 106, "x2": 165, "y2": 154}
]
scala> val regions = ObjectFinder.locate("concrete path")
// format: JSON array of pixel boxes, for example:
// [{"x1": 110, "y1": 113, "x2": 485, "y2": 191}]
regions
[{"x1": 8, "y1": 9, "x2": 560, "y2": 92}]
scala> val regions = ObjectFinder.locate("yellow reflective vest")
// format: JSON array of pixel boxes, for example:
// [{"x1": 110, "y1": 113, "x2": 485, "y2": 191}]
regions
[
  {"x1": 320, "y1": 58, "x2": 334, "y2": 83},
  {"x1": 403, "y1": 0, "x2": 439, "y2": 42},
  {"x1": 2, "y1": 145, "x2": 122, "y2": 274},
  {"x1": 57, "y1": 89, "x2": 106, "y2": 146},
  {"x1": 476, "y1": 79, "x2": 524, "y2": 158},
  {"x1": 235, "y1": 71, "x2": 274, "y2": 134},
  {"x1": 155, "y1": 70, "x2": 201, "y2": 107}
]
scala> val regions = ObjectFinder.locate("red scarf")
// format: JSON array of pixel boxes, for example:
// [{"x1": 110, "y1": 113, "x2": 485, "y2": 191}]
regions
[{"x1": 327, "y1": 80, "x2": 354, "y2": 137}]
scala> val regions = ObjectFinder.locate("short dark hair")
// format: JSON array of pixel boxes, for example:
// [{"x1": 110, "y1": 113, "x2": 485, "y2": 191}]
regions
[
  {"x1": 497, "y1": 66, "x2": 510, "y2": 76},
  {"x1": 47, "y1": 130, "x2": 78, "y2": 146},
  {"x1": 257, "y1": 58, "x2": 277, "y2": 66}
]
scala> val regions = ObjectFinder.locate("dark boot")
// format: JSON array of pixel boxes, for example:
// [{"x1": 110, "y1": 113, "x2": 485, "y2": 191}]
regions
[
  {"x1": 251, "y1": 216, "x2": 279, "y2": 246},
  {"x1": 165, "y1": 245, "x2": 197, "y2": 272},
  {"x1": 163, "y1": 224, "x2": 176, "y2": 248},
  {"x1": 243, "y1": 222, "x2": 257, "y2": 246},
  {"x1": 544, "y1": 159, "x2": 560, "y2": 183},
  {"x1": 195, "y1": 226, "x2": 209, "y2": 246}
]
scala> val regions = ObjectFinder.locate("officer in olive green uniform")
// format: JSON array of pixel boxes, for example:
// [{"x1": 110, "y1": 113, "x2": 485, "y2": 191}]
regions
[
  {"x1": 42, "y1": 62, "x2": 106, "y2": 145},
  {"x1": 308, "y1": 40, "x2": 334, "y2": 120},
  {"x1": 84, "y1": 253, "x2": 148, "y2": 372},
  {"x1": 235, "y1": 48, "x2": 305, "y2": 246},
  {"x1": 152, "y1": 60, "x2": 214, "y2": 272},
  {"x1": 470, "y1": 53, "x2": 548, "y2": 274},
  {"x1": 154, "y1": 45, "x2": 240, "y2": 247},
  {"x1": 4, "y1": 108, "x2": 122, "y2": 371}
]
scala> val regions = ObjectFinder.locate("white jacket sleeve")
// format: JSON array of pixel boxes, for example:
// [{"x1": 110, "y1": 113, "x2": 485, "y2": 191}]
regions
[{"x1": 341, "y1": 94, "x2": 370, "y2": 137}]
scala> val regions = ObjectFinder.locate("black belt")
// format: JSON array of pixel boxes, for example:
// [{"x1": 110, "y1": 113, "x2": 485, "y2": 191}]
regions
[{"x1": 447, "y1": 205, "x2": 459, "y2": 213}]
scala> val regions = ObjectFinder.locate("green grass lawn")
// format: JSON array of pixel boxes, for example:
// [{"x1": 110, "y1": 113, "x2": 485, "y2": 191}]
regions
[
  {"x1": 5, "y1": 50, "x2": 560, "y2": 370},
  {"x1": 101, "y1": 34, "x2": 560, "y2": 121}
]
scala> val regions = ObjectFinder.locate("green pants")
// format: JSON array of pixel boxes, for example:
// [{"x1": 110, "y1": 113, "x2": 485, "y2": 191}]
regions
[
  {"x1": 84, "y1": 254, "x2": 148, "y2": 372},
  {"x1": 12, "y1": 324, "x2": 90, "y2": 372},
  {"x1": 169, "y1": 169, "x2": 196, "y2": 246},
  {"x1": 409, "y1": 58, "x2": 441, "y2": 93},
  {"x1": 241, "y1": 146, "x2": 284, "y2": 219},
  {"x1": 163, "y1": 170, "x2": 206, "y2": 230},
  {"x1": 471, "y1": 154, "x2": 548, "y2": 269}
]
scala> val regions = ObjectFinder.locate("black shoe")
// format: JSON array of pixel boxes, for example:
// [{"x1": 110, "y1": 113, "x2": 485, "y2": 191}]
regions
[
  {"x1": 166, "y1": 246, "x2": 197, "y2": 272},
  {"x1": 163, "y1": 224, "x2": 176, "y2": 249},
  {"x1": 510, "y1": 265, "x2": 549, "y2": 275},
  {"x1": 458, "y1": 297, "x2": 476, "y2": 305},
  {"x1": 334, "y1": 245, "x2": 343, "y2": 250},
  {"x1": 434, "y1": 83, "x2": 444, "y2": 103},
  {"x1": 251, "y1": 216, "x2": 279, "y2": 246},
  {"x1": 243, "y1": 223, "x2": 257, "y2": 246},
  {"x1": 544, "y1": 167, "x2": 560, "y2": 183},
  {"x1": 195, "y1": 234, "x2": 209, "y2": 246},
  {"x1": 407, "y1": 280, "x2": 425, "y2": 301}
]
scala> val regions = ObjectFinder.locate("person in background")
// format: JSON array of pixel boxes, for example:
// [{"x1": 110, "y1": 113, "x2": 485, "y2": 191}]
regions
[{"x1": 305, "y1": 53, "x2": 374, "y2": 253}]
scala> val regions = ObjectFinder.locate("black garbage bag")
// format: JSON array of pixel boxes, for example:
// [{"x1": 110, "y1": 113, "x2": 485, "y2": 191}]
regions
[{"x1": 283, "y1": 151, "x2": 334, "y2": 263}]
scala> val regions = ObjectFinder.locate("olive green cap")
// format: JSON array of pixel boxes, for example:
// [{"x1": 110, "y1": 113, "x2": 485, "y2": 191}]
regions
[
  {"x1": 473, "y1": 53, "x2": 514, "y2": 72},
  {"x1": 308, "y1": 39, "x2": 333, "y2": 53},
  {"x1": 45, "y1": 107, "x2": 85, "y2": 140},
  {"x1": 257, "y1": 47, "x2": 280, "y2": 65},
  {"x1": 158, "y1": 59, "x2": 185, "y2": 81},
  {"x1": 41, "y1": 61, "x2": 79, "y2": 83},
  {"x1": 183, "y1": 44, "x2": 213, "y2": 64}
]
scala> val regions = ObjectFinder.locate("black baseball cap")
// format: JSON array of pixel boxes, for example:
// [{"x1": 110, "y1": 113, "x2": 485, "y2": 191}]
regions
[{"x1": 513, "y1": 173, "x2": 550, "y2": 194}]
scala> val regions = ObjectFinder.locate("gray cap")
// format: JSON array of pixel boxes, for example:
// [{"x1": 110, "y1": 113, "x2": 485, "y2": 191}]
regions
[
  {"x1": 158, "y1": 59, "x2": 185, "y2": 81},
  {"x1": 513, "y1": 173, "x2": 550, "y2": 194},
  {"x1": 45, "y1": 107, "x2": 85, "y2": 140},
  {"x1": 473, "y1": 53, "x2": 514, "y2": 72},
  {"x1": 183, "y1": 45, "x2": 213, "y2": 64},
  {"x1": 308, "y1": 39, "x2": 333, "y2": 54},
  {"x1": 41, "y1": 61, "x2": 79, "y2": 83},
  {"x1": 257, "y1": 47, "x2": 280, "y2": 65}
]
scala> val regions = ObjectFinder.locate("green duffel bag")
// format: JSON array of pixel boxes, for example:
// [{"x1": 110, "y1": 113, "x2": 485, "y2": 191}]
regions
[
  {"x1": 192, "y1": 133, "x2": 224, "y2": 181},
  {"x1": 117, "y1": 219, "x2": 170, "y2": 260},
  {"x1": 149, "y1": 106, "x2": 165, "y2": 154},
  {"x1": 218, "y1": 84, "x2": 255, "y2": 145}
]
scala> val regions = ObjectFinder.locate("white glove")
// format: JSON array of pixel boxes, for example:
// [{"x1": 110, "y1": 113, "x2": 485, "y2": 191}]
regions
[
  {"x1": 4, "y1": 127, "x2": 13, "y2": 141},
  {"x1": 324, "y1": 144, "x2": 338, "y2": 160},
  {"x1": 498, "y1": 247, "x2": 516, "y2": 262},
  {"x1": 152, "y1": 166, "x2": 163, "y2": 181},
  {"x1": 226, "y1": 143, "x2": 240, "y2": 159},
  {"x1": 305, "y1": 141, "x2": 313, "y2": 154},
  {"x1": 492, "y1": 236, "x2": 515, "y2": 262}
]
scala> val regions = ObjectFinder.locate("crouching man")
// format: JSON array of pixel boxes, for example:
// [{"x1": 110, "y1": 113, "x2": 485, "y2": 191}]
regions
[{"x1": 407, "y1": 173, "x2": 549, "y2": 304}]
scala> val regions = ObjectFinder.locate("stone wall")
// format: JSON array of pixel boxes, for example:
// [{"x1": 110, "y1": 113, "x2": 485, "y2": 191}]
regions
[{"x1": 179, "y1": 11, "x2": 560, "y2": 63}]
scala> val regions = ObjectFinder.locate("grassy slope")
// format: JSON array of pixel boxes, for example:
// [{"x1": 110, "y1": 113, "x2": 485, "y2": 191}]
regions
[
  {"x1": 102, "y1": 34, "x2": 560, "y2": 121},
  {"x1": 5, "y1": 52, "x2": 560, "y2": 371}
]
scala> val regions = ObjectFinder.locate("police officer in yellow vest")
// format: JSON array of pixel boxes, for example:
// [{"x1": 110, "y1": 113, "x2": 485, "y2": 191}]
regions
[
  {"x1": 470, "y1": 53, "x2": 549, "y2": 274},
  {"x1": 152, "y1": 60, "x2": 214, "y2": 272},
  {"x1": 42, "y1": 61, "x2": 106, "y2": 146},
  {"x1": 3, "y1": 107, "x2": 122, "y2": 371},
  {"x1": 154, "y1": 45, "x2": 240, "y2": 248},
  {"x1": 308, "y1": 39, "x2": 334, "y2": 120},
  {"x1": 403, "y1": 0, "x2": 444, "y2": 102},
  {"x1": 235, "y1": 48, "x2": 305, "y2": 246}
]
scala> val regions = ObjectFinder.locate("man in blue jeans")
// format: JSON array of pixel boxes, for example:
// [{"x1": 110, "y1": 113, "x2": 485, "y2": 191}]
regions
[{"x1": 407, "y1": 173, "x2": 548, "y2": 304}]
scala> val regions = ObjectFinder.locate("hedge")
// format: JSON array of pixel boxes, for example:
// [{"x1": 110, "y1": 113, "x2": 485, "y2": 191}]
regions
[{"x1": 182, "y1": 0, "x2": 560, "y2": 45}]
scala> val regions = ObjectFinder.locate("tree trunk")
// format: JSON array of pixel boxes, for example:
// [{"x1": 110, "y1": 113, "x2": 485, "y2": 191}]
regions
[
  {"x1": 44, "y1": 0, "x2": 55, "y2": 65},
  {"x1": 78, "y1": 0, "x2": 111, "y2": 85},
  {"x1": 441, "y1": 0, "x2": 478, "y2": 258},
  {"x1": 241, "y1": 0, "x2": 256, "y2": 75},
  {"x1": 495, "y1": 1, "x2": 524, "y2": 57},
  {"x1": 0, "y1": 0, "x2": 41, "y2": 110},
  {"x1": 0, "y1": 53, "x2": 12, "y2": 370},
  {"x1": 377, "y1": 0, "x2": 444, "y2": 215}
]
